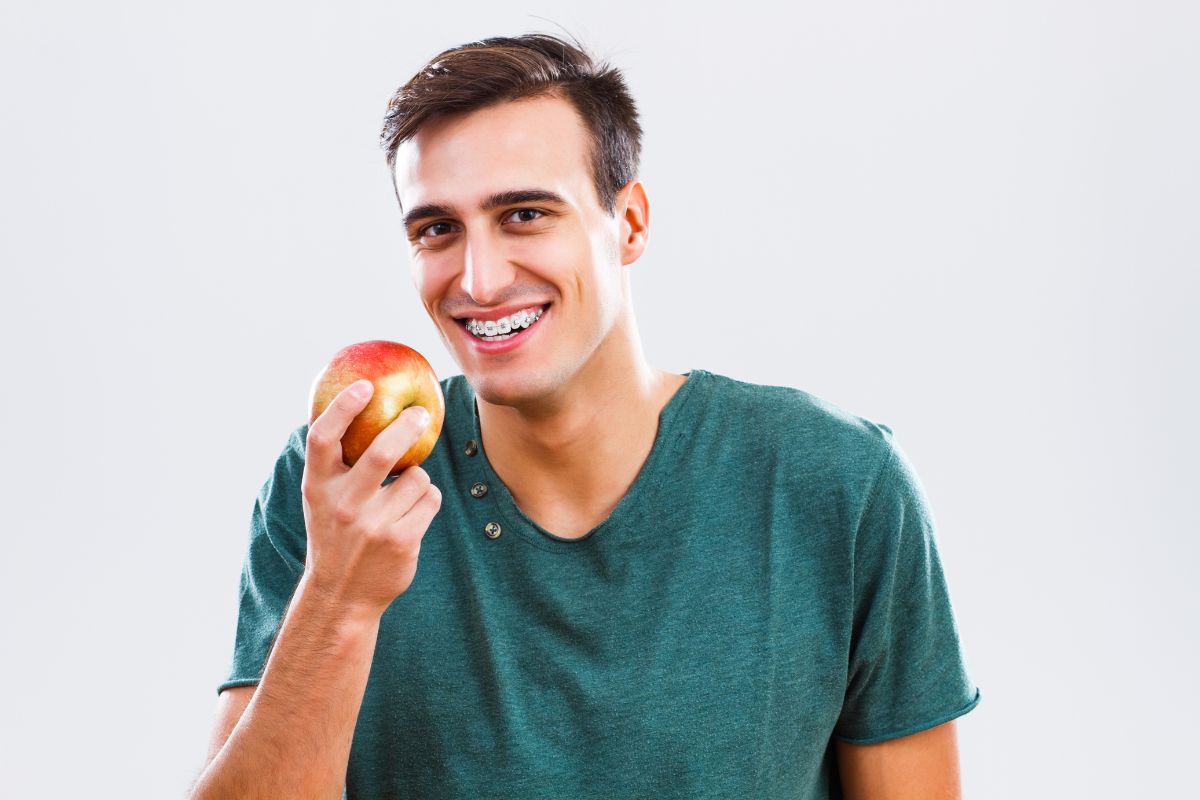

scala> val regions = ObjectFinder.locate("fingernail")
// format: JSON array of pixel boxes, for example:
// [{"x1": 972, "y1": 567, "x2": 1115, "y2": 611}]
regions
[
  {"x1": 414, "y1": 407, "x2": 431, "y2": 427},
  {"x1": 349, "y1": 380, "x2": 373, "y2": 400}
]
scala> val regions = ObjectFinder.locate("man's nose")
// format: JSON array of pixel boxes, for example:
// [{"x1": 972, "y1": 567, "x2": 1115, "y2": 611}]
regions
[{"x1": 460, "y1": 230, "x2": 515, "y2": 305}]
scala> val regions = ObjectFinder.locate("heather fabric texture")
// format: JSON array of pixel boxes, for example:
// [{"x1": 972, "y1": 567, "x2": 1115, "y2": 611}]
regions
[{"x1": 221, "y1": 369, "x2": 980, "y2": 799}]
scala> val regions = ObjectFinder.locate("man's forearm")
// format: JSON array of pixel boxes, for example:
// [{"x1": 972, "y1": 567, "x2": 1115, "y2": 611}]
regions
[{"x1": 190, "y1": 574, "x2": 381, "y2": 800}]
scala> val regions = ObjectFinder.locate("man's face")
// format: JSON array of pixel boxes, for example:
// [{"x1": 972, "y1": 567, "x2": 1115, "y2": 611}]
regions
[{"x1": 394, "y1": 95, "x2": 636, "y2": 409}]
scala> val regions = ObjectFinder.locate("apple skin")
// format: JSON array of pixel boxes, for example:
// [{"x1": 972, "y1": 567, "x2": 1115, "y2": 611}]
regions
[{"x1": 308, "y1": 340, "x2": 446, "y2": 476}]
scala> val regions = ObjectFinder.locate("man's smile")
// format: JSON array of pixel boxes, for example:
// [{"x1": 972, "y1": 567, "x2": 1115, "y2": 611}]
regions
[{"x1": 453, "y1": 302, "x2": 552, "y2": 353}]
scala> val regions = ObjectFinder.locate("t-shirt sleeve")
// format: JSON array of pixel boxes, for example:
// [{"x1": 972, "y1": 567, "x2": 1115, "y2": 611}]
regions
[
  {"x1": 217, "y1": 425, "x2": 309, "y2": 696},
  {"x1": 833, "y1": 433, "x2": 980, "y2": 744}
]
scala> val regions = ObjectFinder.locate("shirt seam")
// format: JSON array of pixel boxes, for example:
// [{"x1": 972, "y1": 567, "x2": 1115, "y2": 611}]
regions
[{"x1": 849, "y1": 434, "x2": 899, "y2": 606}]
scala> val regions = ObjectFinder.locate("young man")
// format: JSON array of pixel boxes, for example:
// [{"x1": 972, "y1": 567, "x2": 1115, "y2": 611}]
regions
[{"x1": 192, "y1": 34, "x2": 979, "y2": 799}]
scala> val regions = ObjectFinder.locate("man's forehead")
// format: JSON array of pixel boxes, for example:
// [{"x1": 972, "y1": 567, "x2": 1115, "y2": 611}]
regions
[{"x1": 393, "y1": 95, "x2": 595, "y2": 212}]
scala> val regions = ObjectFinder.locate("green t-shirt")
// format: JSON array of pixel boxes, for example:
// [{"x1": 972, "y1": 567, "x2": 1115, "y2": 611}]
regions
[{"x1": 222, "y1": 369, "x2": 979, "y2": 799}]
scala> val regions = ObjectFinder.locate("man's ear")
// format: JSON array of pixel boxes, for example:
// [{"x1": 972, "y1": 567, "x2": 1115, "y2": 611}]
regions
[{"x1": 617, "y1": 180, "x2": 650, "y2": 266}]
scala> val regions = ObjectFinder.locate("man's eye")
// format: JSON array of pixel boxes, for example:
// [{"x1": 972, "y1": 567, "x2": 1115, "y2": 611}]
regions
[
  {"x1": 420, "y1": 221, "x2": 456, "y2": 238},
  {"x1": 503, "y1": 208, "x2": 545, "y2": 224}
]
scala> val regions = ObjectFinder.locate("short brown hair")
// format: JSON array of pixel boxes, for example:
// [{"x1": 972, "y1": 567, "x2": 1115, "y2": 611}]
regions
[{"x1": 379, "y1": 33, "x2": 642, "y2": 214}]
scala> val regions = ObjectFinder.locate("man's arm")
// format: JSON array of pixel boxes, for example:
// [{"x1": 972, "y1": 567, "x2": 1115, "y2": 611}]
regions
[
  {"x1": 190, "y1": 382, "x2": 441, "y2": 799},
  {"x1": 835, "y1": 720, "x2": 963, "y2": 800},
  {"x1": 202, "y1": 686, "x2": 253, "y2": 767},
  {"x1": 189, "y1": 578, "x2": 382, "y2": 799}
]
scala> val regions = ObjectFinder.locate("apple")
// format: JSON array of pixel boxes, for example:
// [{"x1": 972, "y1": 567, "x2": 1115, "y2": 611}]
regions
[{"x1": 308, "y1": 340, "x2": 446, "y2": 476}]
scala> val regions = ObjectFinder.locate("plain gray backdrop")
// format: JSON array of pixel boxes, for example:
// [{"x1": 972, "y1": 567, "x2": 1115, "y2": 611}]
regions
[{"x1": 2, "y1": 1, "x2": 1196, "y2": 797}]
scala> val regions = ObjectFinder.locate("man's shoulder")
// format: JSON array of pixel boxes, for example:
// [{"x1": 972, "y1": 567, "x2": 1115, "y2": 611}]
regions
[
  {"x1": 684, "y1": 370, "x2": 906, "y2": 539},
  {"x1": 698, "y1": 369, "x2": 895, "y2": 466}
]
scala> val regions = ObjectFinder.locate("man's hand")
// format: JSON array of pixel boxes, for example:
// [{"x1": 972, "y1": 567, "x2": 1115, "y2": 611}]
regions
[{"x1": 301, "y1": 379, "x2": 442, "y2": 619}]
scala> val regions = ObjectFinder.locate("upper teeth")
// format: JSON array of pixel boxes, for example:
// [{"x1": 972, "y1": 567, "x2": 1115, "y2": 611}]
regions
[{"x1": 465, "y1": 306, "x2": 544, "y2": 337}]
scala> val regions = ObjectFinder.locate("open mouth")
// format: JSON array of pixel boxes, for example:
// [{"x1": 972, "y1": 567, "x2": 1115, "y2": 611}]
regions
[{"x1": 457, "y1": 303, "x2": 551, "y2": 343}]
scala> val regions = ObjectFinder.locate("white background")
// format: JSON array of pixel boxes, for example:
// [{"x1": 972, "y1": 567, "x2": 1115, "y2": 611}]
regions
[{"x1": 2, "y1": 1, "x2": 1196, "y2": 797}]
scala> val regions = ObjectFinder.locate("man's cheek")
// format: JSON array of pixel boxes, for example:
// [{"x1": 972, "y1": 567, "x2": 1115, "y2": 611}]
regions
[{"x1": 413, "y1": 254, "x2": 457, "y2": 295}]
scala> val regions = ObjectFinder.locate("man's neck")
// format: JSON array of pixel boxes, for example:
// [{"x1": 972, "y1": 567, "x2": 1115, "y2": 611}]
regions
[{"x1": 475, "y1": 321, "x2": 686, "y2": 538}]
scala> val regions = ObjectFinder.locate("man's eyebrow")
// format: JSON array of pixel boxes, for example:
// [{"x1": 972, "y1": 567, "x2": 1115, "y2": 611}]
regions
[
  {"x1": 402, "y1": 203, "x2": 454, "y2": 229},
  {"x1": 480, "y1": 189, "x2": 568, "y2": 211}
]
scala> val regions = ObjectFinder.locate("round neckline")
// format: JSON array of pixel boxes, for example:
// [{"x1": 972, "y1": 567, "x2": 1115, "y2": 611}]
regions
[{"x1": 464, "y1": 370, "x2": 707, "y2": 550}]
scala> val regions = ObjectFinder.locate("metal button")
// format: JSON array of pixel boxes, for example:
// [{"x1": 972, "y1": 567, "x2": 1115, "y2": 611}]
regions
[
  {"x1": 464, "y1": 440, "x2": 478, "y2": 456},
  {"x1": 483, "y1": 521, "x2": 502, "y2": 540},
  {"x1": 470, "y1": 482, "x2": 488, "y2": 499}
]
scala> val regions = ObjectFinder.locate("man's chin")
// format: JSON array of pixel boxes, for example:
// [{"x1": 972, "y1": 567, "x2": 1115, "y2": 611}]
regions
[
  {"x1": 469, "y1": 373, "x2": 540, "y2": 407},
  {"x1": 467, "y1": 369, "x2": 565, "y2": 415}
]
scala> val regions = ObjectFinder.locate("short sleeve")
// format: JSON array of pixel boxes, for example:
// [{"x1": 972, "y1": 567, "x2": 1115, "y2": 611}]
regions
[
  {"x1": 217, "y1": 425, "x2": 310, "y2": 696},
  {"x1": 834, "y1": 434, "x2": 980, "y2": 743}
]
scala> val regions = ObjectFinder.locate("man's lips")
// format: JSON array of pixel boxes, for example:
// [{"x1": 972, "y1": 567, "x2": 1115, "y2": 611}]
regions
[{"x1": 455, "y1": 303, "x2": 550, "y2": 352}]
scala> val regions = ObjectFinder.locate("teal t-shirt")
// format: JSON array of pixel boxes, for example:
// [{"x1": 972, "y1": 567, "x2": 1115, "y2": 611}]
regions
[{"x1": 221, "y1": 369, "x2": 980, "y2": 799}]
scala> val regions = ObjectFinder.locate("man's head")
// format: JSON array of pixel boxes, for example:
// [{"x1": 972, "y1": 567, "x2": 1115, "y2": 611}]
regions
[
  {"x1": 380, "y1": 35, "x2": 652, "y2": 410},
  {"x1": 380, "y1": 33, "x2": 642, "y2": 216}
]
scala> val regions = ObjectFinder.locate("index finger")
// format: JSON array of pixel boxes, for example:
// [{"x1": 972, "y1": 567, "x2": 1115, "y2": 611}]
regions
[{"x1": 306, "y1": 379, "x2": 374, "y2": 479}]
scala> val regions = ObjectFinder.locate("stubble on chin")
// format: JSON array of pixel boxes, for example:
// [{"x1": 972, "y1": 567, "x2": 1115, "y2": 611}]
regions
[
  {"x1": 469, "y1": 370, "x2": 532, "y2": 408},
  {"x1": 470, "y1": 366, "x2": 574, "y2": 416}
]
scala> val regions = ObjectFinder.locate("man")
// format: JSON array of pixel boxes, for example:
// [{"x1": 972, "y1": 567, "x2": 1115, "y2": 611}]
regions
[{"x1": 191, "y1": 33, "x2": 979, "y2": 799}]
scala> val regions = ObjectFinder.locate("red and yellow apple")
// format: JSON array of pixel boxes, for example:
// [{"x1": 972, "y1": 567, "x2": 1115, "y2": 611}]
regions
[{"x1": 308, "y1": 340, "x2": 445, "y2": 476}]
